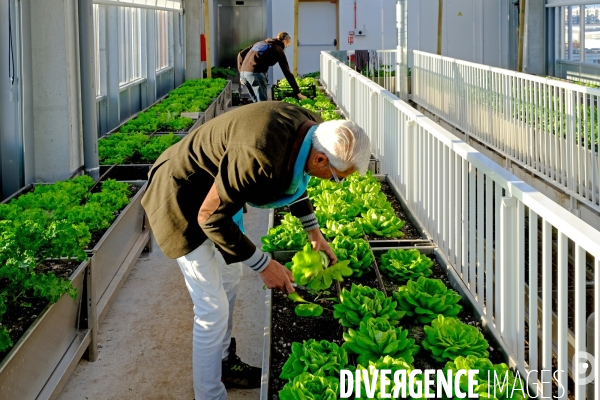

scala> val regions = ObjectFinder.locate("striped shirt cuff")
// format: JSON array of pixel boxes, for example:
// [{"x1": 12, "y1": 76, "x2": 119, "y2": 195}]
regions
[
  {"x1": 298, "y1": 213, "x2": 320, "y2": 232},
  {"x1": 243, "y1": 248, "x2": 271, "y2": 273}
]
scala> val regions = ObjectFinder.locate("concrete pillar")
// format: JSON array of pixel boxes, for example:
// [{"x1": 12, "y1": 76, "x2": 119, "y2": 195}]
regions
[
  {"x1": 29, "y1": 0, "x2": 84, "y2": 182},
  {"x1": 185, "y1": 0, "x2": 203, "y2": 79},
  {"x1": 523, "y1": 0, "x2": 546, "y2": 75}
]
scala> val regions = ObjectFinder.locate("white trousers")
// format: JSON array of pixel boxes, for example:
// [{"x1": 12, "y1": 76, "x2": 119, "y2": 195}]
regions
[{"x1": 177, "y1": 239, "x2": 244, "y2": 400}]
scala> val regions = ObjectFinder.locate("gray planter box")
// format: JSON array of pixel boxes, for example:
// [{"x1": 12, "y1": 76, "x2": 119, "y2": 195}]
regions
[
  {"x1": 87, "y1": 180, "x2": 150, "y2": 323},
  {"x1": 0, "y1": 259, "x2": 92, "y2": 400}
]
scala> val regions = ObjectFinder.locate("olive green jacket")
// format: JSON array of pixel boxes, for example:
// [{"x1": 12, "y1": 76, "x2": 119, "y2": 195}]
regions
[{"x1": 141, "y1": 101, "x2": 322, "y2": 271}]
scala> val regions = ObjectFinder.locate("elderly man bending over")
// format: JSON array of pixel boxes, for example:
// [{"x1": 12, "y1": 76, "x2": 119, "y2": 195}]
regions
[{"x1": 141, "y1": 101, "x2": 371, "y2": 400}]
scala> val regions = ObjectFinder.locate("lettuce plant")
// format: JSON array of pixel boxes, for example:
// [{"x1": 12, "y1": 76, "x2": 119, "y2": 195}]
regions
[
  {"x1": 334, "y1": 284, "x2": 405, "y2": 328},
  {"x1": 286, "y1": 243, "x2": 352, "y2": 291},
  {"x1": 280, "y1": 339, "x2": 349, "y2": 380},
  {"x1": 361, "y1": 192, "x2": 394, "y2": 213},
  {"x1": 393, "y1": 277, "x2": 462, "y2": 324},
  {"x1": 295, "y1": 303, "x2": 324, "y2": 317},
  {"x1": 313, "y1": 192, "x2": 362, "y2": 221},
  {"x1": 330, "y1": 236, "x2": 374, "y2": 277},
  {"x1": 422, "y1": 315, "x2": 489, "y2": 363},
  {"x1": 139, "y1": 133, "x2": 181, "y2": 163},
  {"x1": 321, "y1": 111, "x2": 342, "y2": 121},
  {"x1": 442, "y1": 356, "x2": 529, "y2": 400},
  {"x1": 355, "y1": 356, "x2": 431, "y2": 399},
  {"x1": 98, "y1": 133, "x2": 149, "y2": 165},
  {"x1": 260, "y1": 223, "x2": 308, "y2": 252},
  {"x1": 379, "y1": 249, "x2": 433, "y2": 282},
  {"x1": 279, "y1": 373, "x2": 339, "y2": 400},
  {"x1": 343, "y1": 317, "x2": 419, "y2": 366},
  {"x1": 359, "y1": 209, "x2": 405, "y2": 238},
  {"x1": 320, "y1": 218, "x2": 364, "y2": 239}
]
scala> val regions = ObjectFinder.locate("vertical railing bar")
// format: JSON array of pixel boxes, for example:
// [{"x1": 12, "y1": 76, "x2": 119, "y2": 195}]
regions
[
  {"x1": 462, "y1": 158, "x2": 469, "y2": 282},
  {"x1": 528, "y1": 209, "x2": 539, "y2": 384},
  {"x1": 469, "y1": 164, "x2": 476, "y2": 291},
  {"x1": 541, "y1": 220, "x2": 552, "y2": 398},
  {"x1": 574, "y1": 244, "x2": 586, "y2": 399},
  {"x1": 517, "y1": 201, "x2": 525, "y2": 372},
  {"x1": 557, "y1": 231, "x2": 568, "y2": 400},
  {"x1": 477, "y1": 169, "x2": 485, "y2": 307},
  {"x1": 494, "y1": 183, "x2": 502, "y2": 329},
  {"x1": 485, "y1": 177, "x2": 493, "y2": 317}
]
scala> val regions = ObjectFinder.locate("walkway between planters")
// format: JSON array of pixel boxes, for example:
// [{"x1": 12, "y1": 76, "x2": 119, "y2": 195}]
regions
[{"x1": 59, "y1": 106, "x2": 270, "y2": 400}]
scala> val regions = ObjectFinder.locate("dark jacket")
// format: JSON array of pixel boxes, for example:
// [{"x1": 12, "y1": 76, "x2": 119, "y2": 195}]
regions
[
  {"x1": 238, "y1": 38, "x2": 301, "y2": 95},
  {"x1": 141, "y1": 102, "x2": 322, "y2": 268}
]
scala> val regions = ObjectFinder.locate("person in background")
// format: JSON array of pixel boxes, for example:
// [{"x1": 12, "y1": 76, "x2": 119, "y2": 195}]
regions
[
  {"x1": 237, "y1": 31, "x2": 307, "y2": 102},
  {"x1": 141, "y1": 101, "x2": 371, "y2": 400}
]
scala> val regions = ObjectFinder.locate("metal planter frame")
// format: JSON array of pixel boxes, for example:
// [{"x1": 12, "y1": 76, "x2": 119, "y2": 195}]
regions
[
  {"x1": 86, "y1": 180, "x2": 150, "y2": 323},
  {"x1": 0, "y1": 259, "x2": 92, "y2": 400}
]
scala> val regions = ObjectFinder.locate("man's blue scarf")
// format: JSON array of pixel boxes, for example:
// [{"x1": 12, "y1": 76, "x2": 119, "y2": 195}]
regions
[{"x1": 232, "y1": 125, "x2": 317, "y2": 232}]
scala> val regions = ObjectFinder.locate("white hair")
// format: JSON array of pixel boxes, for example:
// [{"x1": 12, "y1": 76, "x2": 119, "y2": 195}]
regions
[{"x1": 311, "y1": 120, "x2": 371, "y2": 174}]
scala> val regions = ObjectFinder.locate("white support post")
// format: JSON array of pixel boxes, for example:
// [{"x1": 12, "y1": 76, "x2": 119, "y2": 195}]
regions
[
  {"x1": 349, "y1": 75, "x2": 355, "y2": 120},
  {"x1": 499, "y1": 196, "x2": 518, "y2": 356},
  {"x1": 370, "y1": 91, "x2": 379, "y2": 157},
  {"x1": 405, "y1": 119, "x2": 416, "y2": 209}
]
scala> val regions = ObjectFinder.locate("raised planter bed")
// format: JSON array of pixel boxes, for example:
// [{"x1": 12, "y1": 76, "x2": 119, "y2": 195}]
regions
[
  {"x1": 87, "y1": 180, "x2": 150, "y2": 322},
  {"x1": 259, "y1": 171, "x2": 524, "y2": 399},
  {"x1": 98, "y1": 133, "x2": 186, "y2": 181},
  {"x1": 0, "y1": 259, "x2": 92, "y2": 400}
]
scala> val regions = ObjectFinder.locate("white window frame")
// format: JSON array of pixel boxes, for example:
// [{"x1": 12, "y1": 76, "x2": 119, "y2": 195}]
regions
[
  {"x1": 155, "y1": 10, "x2": 173, "y2": 73},
  {"x1": 118, "y1": 6, "x2": 145, "y2": 86}
]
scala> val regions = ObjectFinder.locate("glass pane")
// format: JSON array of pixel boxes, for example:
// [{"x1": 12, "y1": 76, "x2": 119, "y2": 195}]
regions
[
  {"x1": 584, "y1": 5, "x2": 600, "y2": 64},
  {"x1": 572, "y1": 5, "x2": 581, "y2": 61}
]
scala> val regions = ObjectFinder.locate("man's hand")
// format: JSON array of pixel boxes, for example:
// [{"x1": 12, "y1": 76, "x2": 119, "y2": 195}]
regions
[
  {"x1": 260, "y1": 259, "x2": 295, "y2": 293},
  {"x1": 307, "y1": 229, "x2": 338, "y2": 265},
  {"x1": 297, "y1": 93, "x2": 307, "y2": 100}
]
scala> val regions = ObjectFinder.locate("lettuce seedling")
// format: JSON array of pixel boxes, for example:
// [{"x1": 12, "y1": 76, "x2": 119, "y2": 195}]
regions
[
  {"x1": 442, "y1": 356, "x2": 529, "y2": 399},
  {"x1": 334, "y1": 284, "x2": 405, "y2": 328},
  {"x1": 279, "y1": 372, "x2": 339, "y2": 400},
  {"x1": 422, "y1": 315, "x2": 489, "y2": 363},
  {"x1": 330, "y1": 236, "x2": 374, "y2": 277},
  {"x1": 287, "y1": 243, "x2": 352, "y2": 291},
  {"x1": 379, "y1": 249, "x2": 433, "y2": 282},
  {"x1": 260, "y1": 224, "x2": 308, "y2": 252},
  {"x1": 343, "y1": 317, "x2": 419, "y2": 366},
  {"x1": 355, "y1": 356, "x2": 431, "y2": 399},
  {"x1": 295, "y1": 303, "x2": 324, "y2": 317},
  {"x1": 393, "y1": 277, "x2": 462, "y2": 324},
  {"x1": 359, "y1": 209, "x2": 405, "y2": 238},
  {"x1": 320, "y1": 219, "x2": 364, "y2": 239},
  {"x1": 280, "y1": 339, "x2": 349, "y2": 380}
]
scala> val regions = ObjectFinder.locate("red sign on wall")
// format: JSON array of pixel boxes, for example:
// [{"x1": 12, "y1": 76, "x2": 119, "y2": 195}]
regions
[{"x1": 348, "y1": 36, "x2": 354, "y2": 45}]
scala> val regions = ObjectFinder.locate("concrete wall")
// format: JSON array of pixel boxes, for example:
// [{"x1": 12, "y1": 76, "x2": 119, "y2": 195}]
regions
[
  {"x1": 28, "y1": 0, "x2": 84, "y2": 182},
  {"x1": 407, "y1": 0, "x2": 511, "y2": 69},
  {"x1": 185, "y1": 0, "x2": 203, "y2": 79},
  {"x1": 271, "y1": 0, "x2": 398, "y2": 81},
  {"x1": 338, "y1": 0, "x2": 397, "y2": 51}
]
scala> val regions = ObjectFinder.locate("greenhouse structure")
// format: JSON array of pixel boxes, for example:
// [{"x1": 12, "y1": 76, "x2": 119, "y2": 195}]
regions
[{"x1": 0, "y1": 0, "x2": 598, "y2": 399}]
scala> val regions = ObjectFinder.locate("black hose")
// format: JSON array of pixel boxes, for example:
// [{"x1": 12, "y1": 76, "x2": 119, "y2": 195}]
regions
[{"x1": 8, "y1": 0, "x2": 15, "y2": 86}]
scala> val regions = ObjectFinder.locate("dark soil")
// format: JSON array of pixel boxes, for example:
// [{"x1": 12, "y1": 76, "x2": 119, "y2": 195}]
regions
[
  {"x1": 0, "y1": 260, "x2": 81, "y2": 361},
  {"x1": 269, "y1": 286, "x2": 343, "y2": 398},
  {"x1": 85, "y1": 183, "x2": 140, "y2": 250}
]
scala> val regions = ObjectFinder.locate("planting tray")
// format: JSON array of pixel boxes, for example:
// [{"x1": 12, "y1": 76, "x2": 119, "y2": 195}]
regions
[
  {"x1": 0, "y1": 259, "x2": 93, "y2": 400},
  {"x1": 86, "y1": 180, "x2": 151, "y2": 322},
  {"x1": 99, "y1": 133, "x2": 186, "y2": 181}
]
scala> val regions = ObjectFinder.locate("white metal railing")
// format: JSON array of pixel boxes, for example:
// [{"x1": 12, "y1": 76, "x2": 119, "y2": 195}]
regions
[
  {"x1": 321, "y1": 50, "x2": 600, "y2": 399},
  {"x1": 412, "y1": 50, "x2": 600, "y2": 215}
]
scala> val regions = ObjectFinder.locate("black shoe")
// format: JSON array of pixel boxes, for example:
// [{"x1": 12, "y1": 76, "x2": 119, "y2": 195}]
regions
[{"x1": 221, "y1": 338, "x2": 262, "y2": 389}]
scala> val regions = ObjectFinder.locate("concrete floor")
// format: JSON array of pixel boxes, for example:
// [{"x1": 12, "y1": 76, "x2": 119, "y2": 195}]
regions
[{"x1": 58, "y1": 191, "x2": 270, "y2": 399}]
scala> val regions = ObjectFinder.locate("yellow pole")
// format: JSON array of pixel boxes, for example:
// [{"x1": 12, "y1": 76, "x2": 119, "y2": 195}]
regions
[
  {"x1": 517, "y1": 0, "x2": 526, "y2": 72},
  {"x1": 437, "y1": 0, "x2": 443, "y2": 55},
  {"x1": 204, "y1": 0, "x2": 212, "y2": 78},
  {"x1": 293, "y1": 0, "x2": 299, "y2": 76}
]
